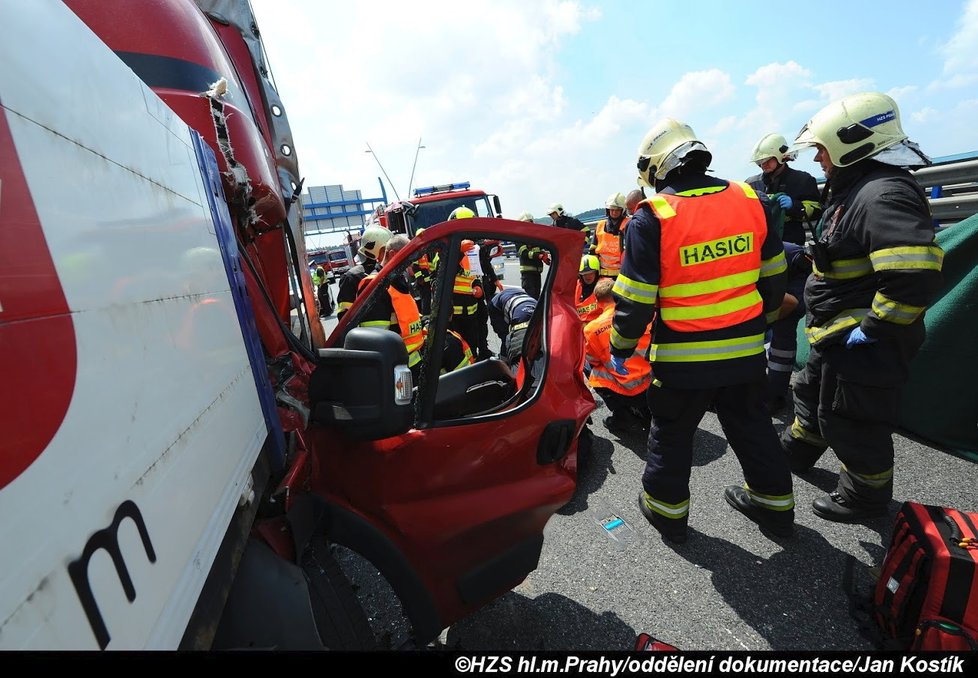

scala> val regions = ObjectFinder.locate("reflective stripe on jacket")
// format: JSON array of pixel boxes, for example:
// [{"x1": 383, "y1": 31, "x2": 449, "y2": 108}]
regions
[
  {"x1": 645, "y1": 181, "x2": 767, "y2": 332},
  {"x1": 585, "y1": 305, "x2": 651, "y2": 396},
  {"x1": 442, "y1": 329, "x2": 475, "y2": 373},
  {"x1": 452, "y1": 269, "x2": 481, "y2": 316},
  {"x1": 594, "y1": 218, "x2": 627, "y2": 277},
  {"x1": 358, "y1": 273, "x2": 425, "y2": 367},
  {"x1": 575, "y1": 279, "x2": 601, "y2": 323}
]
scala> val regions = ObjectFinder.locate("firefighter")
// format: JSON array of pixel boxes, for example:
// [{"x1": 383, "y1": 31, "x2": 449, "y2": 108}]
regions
[
  {"x1": 488, "y1": 287, "x2": 537, "y2": 366},
  {"x1": 782, "y1": 92, "x2": 944, "y2": 522},
  {"x1": 442, "y1": 327, "x2": 476, "y2": 374},
  {"x1": 591, "y1": 192, "x2": 629, "y2": 279},
  {"x1": 766, "y1": 242, "x2": 812, "y2": 413},
  {"x1": 478, "y1": 237, "x2": 505, "y2": 300},
  {"x1": 337, "y1": 225, "x2": 390, "y2": 321},
  {"x1": 311, "y1": 265, "x2": 330, "y2": 317},
  {"x1": 355, "y1": 233, "x2": 426, "y2": 379},
  {"x1": 585, "y1": 278, "x2": 652, "y2": 436},
  {"x1": 746, "y1": 133, "x2": 823, "y2": 246},
  {"x1": 576, "y1": 254, "x2": 604, "y2": 324},
  {"x1": 548, "y1": 203, "x2": 591, "y2": 252},
  {"x1": 411, "y1": 227, "x2": 434, "y2": 318},
  {"x1": 516, "y1": 212, "x2": 548, "y2": 300},
  {"x1": 612, "y1": 118, "x2": 791, "y2": 543},
  {"x1": 445, "y1": 207, "x2": 486, "y2": 357},
  {"x1": 312, "y1": 265, "x2": 327, "y2": 288}
]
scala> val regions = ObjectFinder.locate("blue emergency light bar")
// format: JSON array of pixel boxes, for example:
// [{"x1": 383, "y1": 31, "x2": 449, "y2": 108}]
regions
[{"x1": 413, "y1": 181, "x2": 471, "y2": 197}]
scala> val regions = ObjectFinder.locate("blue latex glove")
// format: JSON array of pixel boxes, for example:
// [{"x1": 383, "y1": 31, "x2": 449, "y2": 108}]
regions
[
  {"x1": 776, "y1": 194, "x2": 793, "y2": 211},
  {"x1": 846, "y1": 326, "x2": 878, "y2": 348},
  {"x1": 610, "y1": 355, "x2": 628, "y2": 376}
]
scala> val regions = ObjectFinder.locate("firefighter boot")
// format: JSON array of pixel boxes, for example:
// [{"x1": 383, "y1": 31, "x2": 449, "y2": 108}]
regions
[
  {"x1": 780, "y1": 424, "x2": 827, "y2": 474},
  {"x1": 605, "y1": 407, "x2": 647, "y2": 437},
  {"x1": 638, "y1": 492, "x2": 687, "y2": 544},
  {"x1": 724, "y1": 486, "x2": 794, "y2": 538},
  {"x1": 813, "y1": 466, "x2": 890, "y2": 523},
  {"x1": 812, "y1": 492, "x2": 888, "y2": 523}
]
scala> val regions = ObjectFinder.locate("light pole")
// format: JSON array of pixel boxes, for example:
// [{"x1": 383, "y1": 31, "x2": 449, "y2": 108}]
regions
[
  {"x1": 407, "y1": 137, "x2": 426, "y2": 198},
  {"x1": 365, "y1": 142, "x2": 400, "y2": 201}
]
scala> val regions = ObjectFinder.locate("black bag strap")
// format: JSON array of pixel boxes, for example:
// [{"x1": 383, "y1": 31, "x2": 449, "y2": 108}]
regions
[{"x1": 842, "y1": 555, "x2": 903, "y2": 650}]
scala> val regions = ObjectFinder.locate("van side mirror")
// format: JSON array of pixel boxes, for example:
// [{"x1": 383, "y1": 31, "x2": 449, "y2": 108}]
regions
[
  {"x1": 492, "y1": 195, "x2": 502, "y2": 217},
  {"x1": 308, "y1": 328, "x2": 413, "y2": 440}
]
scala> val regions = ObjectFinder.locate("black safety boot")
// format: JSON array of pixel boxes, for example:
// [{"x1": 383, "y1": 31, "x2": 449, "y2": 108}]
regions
[
  {"x1": 604, "y1": 412, "x2": 645, "y2": 437},
  {"x1": 780, "y1": 429, "x2": 825, "y2": 474},
  {"x1": 724, "y1": 486, "x2": 794, "y2": 538},
  {"x1": 637, "y1": 492, "x2": 687, "y2": 544},
  {"x1": 812, "y1": 492, "x2": 888, "y2": 523}
]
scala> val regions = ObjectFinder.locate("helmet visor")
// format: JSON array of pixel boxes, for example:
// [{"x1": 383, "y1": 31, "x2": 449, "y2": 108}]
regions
[{"x1": 786, "y1": 122, "x2": 819, "y2": 157}]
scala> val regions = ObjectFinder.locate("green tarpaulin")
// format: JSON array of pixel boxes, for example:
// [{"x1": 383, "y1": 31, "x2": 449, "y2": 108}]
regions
[{"x1": 794, "y1": 214, "x2": 978, "y2": 458}]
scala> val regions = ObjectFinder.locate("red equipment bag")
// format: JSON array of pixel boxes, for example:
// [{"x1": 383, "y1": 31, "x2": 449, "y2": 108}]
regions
[
  {"x1": 634, "y1": 632, "x2": 678, "y2": 652},
  {"x1": 873, "y1": 502, "x2": 978, "y2": 650}
]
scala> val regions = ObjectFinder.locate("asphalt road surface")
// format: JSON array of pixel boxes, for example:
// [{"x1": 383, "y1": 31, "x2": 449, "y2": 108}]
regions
[{"x1": 318, "y1": 259, "x2": 976, "y2": 652}]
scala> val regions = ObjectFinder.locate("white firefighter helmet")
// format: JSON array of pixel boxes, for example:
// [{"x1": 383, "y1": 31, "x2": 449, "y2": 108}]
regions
[
  {"x1": 517, "y1": 211, "x2": 535, "y2": 222},
  {"x1": 448, "y1": 206, "x2": 475, "y2": 220},
  {"x1": 750, "y1": 133, "x2": 795, "y2": 165},
  {"x1": 548, "y1": 203, "x2": 565, "y2": 217},
  {"x1": 790, "y1": 92, "x2": 908, "y2": 168},
  {"x1": 605, "y1": 192, "x2": 626, "y2": 211},
  {"x1": 636, "y1": 118, "x2": 712, "y2": 186},
  {"x1": 358, "y1": 225, "x2": 392, "y2": 260}
]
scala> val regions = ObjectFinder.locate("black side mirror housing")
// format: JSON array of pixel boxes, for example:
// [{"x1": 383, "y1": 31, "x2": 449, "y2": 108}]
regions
[{"x1": 308, "y1": 328, "x2": 413, "y2": 440}]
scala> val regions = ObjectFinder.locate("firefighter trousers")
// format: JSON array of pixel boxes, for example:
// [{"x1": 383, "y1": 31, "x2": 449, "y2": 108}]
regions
[
  {"x1": 642, "y1": 379, "x2": 793, "y2": 528},
  {"x1": 790, "y1": 331, "x2": 923, "y2": 506},
  {"x1": 766, "y1": 310, "x2": 803, "y2": 403},
  {"x1": 521, "y1": 272, "x2": 542, "y2": 300},
  {"x1": 451, "y1": 313, "x2": 482, "y2": 362}
]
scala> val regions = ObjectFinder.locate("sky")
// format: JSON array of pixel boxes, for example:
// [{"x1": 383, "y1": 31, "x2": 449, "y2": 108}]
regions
[{"x1": 250, "y1": 0, "x2": 978, "y2": 245}]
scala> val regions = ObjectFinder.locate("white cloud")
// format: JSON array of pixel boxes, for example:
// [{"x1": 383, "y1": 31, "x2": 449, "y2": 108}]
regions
[
  {"x1": 909, "y1": 98, "x2": 978, "y2": 158},
  {"x1": 245, "y1": 2, "x2": 977, "y2": 239},
  {"x1": 657, "y1": 69, "x2": 736, "y2": 120},
  {"x1": 813, "y1": 78, "x2": 875, "y2": 102},
  {"x1": 250, "y1": 0, "x2": 604, "y2": 211},
  {"x1": 887, "y1": 85, "x2": 918, "y2": 102},
  {"x1": 942, "y1": 0, "x2": 978, "y2": 79},
  {"x1": 745, "y1": 61, "x2": 812, "y2": 90},
  {"x1": 912, "y1": 107, "x2": 939, "y2": 123}
]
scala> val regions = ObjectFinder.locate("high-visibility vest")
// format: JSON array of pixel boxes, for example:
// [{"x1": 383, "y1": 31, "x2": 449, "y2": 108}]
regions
[
  {"x1": 357, "y1": 274, "x2": 425, "y2": 367},
  {"x1": 429, "y1": 251, "x2": 469, "y2": 274},
  {"x1": 452, "y1": 268, "x2": 481, "y2": 316},
  {"x1": 644, "y1": 181, "x2": 766, "y2": 332},
  {"x1": 389, "y1": 285, "x2": 425, "y2": 367},
  {"x1": 585, "y1": 305, "x2": 651, "y2": 396},
  {"x1": 413, "y1": 253, "x2": 431, "y2": 284},
  {"x1": 575, "y1": 279, "x2": 600, "y2": 323},
  {"x1": 594, "y1": 218, "x2": 628, "y2": 277}
]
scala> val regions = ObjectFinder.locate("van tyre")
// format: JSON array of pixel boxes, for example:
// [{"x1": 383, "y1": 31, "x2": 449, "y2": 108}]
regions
[{"x1": 302, "y1": 537, "x2": 376, "y2": 650}]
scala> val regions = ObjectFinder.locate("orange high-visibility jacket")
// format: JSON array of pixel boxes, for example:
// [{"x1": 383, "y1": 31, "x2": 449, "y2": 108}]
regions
[{"x1": 585, "y1": 305, "x2": 652, "y2": 396}]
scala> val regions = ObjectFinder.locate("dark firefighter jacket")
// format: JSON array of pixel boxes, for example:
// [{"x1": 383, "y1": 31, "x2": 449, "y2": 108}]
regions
[
  {"x1": 803, "y1": 160, "x2": 944, "y2": 350},
  {"x1": 336, "y1": 259, "x2": 377, "y2": 319},
  {"x1": 747, "y1": 164, "x2": 822, "y2": 245}
]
